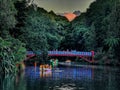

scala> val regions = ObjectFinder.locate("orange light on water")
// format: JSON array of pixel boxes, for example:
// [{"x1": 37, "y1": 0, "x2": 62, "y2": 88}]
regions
[
  {"x1": 34, "y1": 62, "x2": 37, "y2": 67},
  {"x1": 40, "y1": 71, "x2": 52, "y2": 78}
]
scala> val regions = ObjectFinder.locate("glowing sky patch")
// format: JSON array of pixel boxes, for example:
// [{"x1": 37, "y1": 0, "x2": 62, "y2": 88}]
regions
[{"x1": 64, "y1": 13, "x2": 77, "y2": 21}]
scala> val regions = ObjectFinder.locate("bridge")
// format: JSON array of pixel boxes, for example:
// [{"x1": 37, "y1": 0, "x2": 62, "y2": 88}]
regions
[{"x1": 26, "y1": 50, "x2": 95, "y2": 63}]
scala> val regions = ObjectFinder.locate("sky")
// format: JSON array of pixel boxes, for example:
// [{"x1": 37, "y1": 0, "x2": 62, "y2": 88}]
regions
[{"x1": 33, "y1": 0, "x2": 95, "y2": 13}]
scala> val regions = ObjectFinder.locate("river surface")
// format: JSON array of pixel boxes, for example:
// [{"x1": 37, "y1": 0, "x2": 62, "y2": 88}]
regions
[{"x1": 0, "y1": 65, "x2": 120, "y2": 90}]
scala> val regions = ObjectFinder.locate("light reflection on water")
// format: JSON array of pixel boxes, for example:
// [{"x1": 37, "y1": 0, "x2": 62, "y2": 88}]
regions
[
  {"x1": 0, "y1": 65, "x2": 120, "y2": 90},
  {"x1": 25, "y1": 66, "x2": 93, "y2": 80}
]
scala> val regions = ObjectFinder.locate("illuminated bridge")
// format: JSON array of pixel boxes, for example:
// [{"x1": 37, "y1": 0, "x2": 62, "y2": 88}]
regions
[{"x1": 26, "y1": 50, "x2": 95, "y2": 63}]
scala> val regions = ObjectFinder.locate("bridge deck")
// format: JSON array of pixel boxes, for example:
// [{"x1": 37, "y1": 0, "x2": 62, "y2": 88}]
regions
[{"x1": 26, "y1": 51, "x2": 94, "y2": 63}]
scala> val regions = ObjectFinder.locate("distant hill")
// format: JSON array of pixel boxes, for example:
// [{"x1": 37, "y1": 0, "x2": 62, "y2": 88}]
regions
[{"x1": 73, "y1": 11, "x2": 81, "y2": 16}]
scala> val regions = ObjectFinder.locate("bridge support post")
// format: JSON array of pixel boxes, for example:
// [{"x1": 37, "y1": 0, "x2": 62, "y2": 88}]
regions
[{"x1": 91, "y1": 51, "x2": 95, "y2": 63}]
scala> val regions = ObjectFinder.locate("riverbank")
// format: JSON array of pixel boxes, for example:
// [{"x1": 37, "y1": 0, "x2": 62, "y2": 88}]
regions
[{"x1": 58, "y1": 62, "x2": 120, "y2": 69}]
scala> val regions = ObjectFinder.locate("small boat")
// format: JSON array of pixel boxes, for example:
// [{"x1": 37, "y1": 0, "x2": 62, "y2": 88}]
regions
[{"x1": 65, "y1": 60, "x2": 71, "y2": 65}]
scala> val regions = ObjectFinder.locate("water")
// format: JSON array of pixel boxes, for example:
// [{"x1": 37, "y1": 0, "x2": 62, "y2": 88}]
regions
[{"x1": 0, "y1": 65, "x2": 120, "y2": 90}]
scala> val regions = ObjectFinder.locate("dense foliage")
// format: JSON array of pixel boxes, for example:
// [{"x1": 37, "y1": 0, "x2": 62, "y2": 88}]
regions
[
  {"x1": 0, "y1": 0, "x2": 26, "y2": 74},
  {"x1": 63, "y1": 0, "x2": 120, "y2": 65},
  {"x1": 14, "y1": 3, "x2": 68, "y2": 63},
  {"x1": 85, "y1": 0, "x2": 120, "y2": 64}
]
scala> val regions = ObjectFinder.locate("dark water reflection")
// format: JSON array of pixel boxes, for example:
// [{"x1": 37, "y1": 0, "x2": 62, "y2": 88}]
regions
[{"x1": 0, "y1": 65, "x2": 120, "y2": 90}]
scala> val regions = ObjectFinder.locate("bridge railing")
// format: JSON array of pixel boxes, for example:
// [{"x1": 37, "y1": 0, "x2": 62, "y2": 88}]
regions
[
  {"x1": 27, "y1": 51, "x2": 93, "y2": 56},
  {"x1": 48, "y1": 51, "x2": 92, "y2": 56}
]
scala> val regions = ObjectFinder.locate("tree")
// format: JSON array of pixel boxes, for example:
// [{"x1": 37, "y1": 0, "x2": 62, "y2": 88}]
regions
[
  {"x1": 104, "y1": 0, "x2": 120, "y2": 63},
  {"x1": 0, "y1": 37, "x2": 26, "y2": 74},
  {"x1": 83, "y1": 24, "x2": 96, "y2": 51},
  {"x1": 0, "y1": 0, "x2": 26, "y2": 73},
  {"x1": 0, "y1": 0, "x2": 17, "y2": 38}
]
